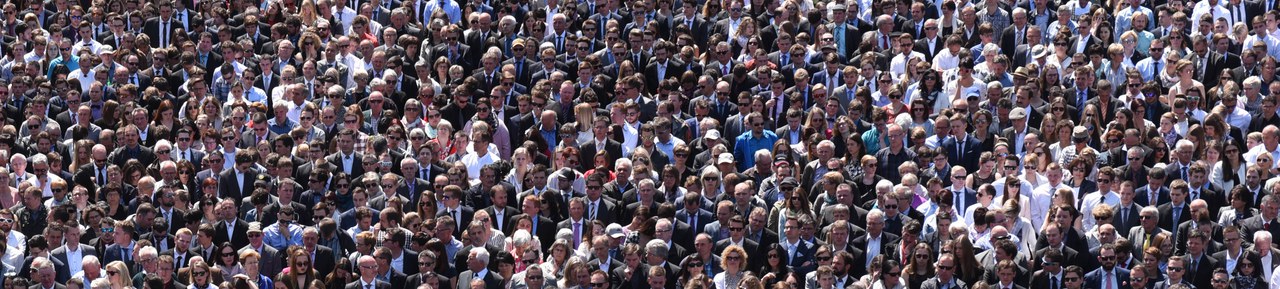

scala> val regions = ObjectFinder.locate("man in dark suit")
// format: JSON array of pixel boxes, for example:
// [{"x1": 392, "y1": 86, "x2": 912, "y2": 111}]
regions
[
  {"x1": 324, "y1": 130, "x2": 365, "y2": 179},
  {"x1": 1084, "y1": 244, "x2": 1131, "y2": 289},
  {"x1": 51, "y1": 225, "x2": 97, "y2": 284},
  {"x1": 850, "y1": 212, "x2": 897, "y2": 275},
  {"x1": 1152, "y1": 256, "x2": 1192, "y2": 289},
  {"x1": 644, "y1": 43, "x2": 681, "y2": 93},
  {"x1": 431, "y1": 27, "x2": 473, "y2": 71},
  {"x1": 214, "y1": 201, "x2": 251, "y2": 249},
  {"x1": 27, "y1": 257, "x2": 65, "y2": 289},
  {"x1": 675, "y1": 198, "x2": 714, "y2": 235},
  {"x1": 107, "y1": 125, "x2": 157, "y2": 168},
  {"x1": 578, "y1": 116, "x2": 624, "y2": 166},
  {"x1": 1156, "y1": 179, "x2": 1192, "y2": 234},
  {"x1": 143, "y1": 2, "x2": 179, "y2": 48},
  {"x1": 1240, "y1": 195, "x2": 1280, "y2": 255},
  {"x1": 1127, "y1": 207, "x2": 1169, "y2": 260},
  {"x1": 942, "y1": 115, "x2": 981, "y2": 173},
  {"x1": 999, "y1": 8, "x2": 1032, "y2": 58},
  {"x1": 1181, "y1": 231, "x2": 1218, "y2": 289},
  {"x1": 583, "y1": 173, "x2": 619, "y2": 225},
  {"x1": 436, "y1": 186, "x2": 475, "y2": 240},
  {"x1": 1125, "y1": 154, "x2": 1158, "y2": 200},
  {"x1": 218, "y1": 151, "x2": 259, "y2": 202},
  {"x1": 913, "y1": 20, "x2": 944, "y2": 62},
  {"x1": 346, "y1": 256, "x2": 392, "y2": 289},
  {"x1": 921, "y1": 253, "x2": 967, "y2": 289},
  {"x1": 512, "y1": 197, "x2": 557, "y2": 253}
]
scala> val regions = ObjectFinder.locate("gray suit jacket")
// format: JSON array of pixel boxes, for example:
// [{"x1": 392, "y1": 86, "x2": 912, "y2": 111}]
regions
[
  {"x1": 919, "y1": 277, "x2": 967, "y2": 289},
  {"x1": 238, "y1": 244, "x2": 282, "y2": 278}
]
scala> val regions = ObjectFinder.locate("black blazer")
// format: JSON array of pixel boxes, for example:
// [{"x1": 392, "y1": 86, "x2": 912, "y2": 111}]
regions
[{"x1": 215, "y1": 219, "x2": 251, "y2": 249}]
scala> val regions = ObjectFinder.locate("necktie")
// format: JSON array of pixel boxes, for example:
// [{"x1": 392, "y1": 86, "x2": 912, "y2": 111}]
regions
[
  {"x1": 366, "y1": 284, "x2": 372, "y2": 289},
  {"x1": 160, "y1": 21, "x2": 168, "y2": 47},
  {"x1": 956, "y1": 140, "x2": 965, "y2": 158},
  {"x1": 1105, "y1": 272, "x2": 1113, "y2": 289},
  {"x1": 1183, "y1": 167, "x2": 1189, "y2": 180},
  {"x1": 1051, "y1": 276, "x2": 1058, "y2": 289},
  {"x1": 955, "y1": 193, "x2": 965, "y2": 213},
  {"x1": 573, "y1": 222, "x2": 582, "y2": 246},
  {"x1": 781, "y1": 54, "x2": 789, "y2": 67},
  {"x1": 97, "y1": 168, "x2": 106, "y2": 186},
  {"x1": 1153, "y1": 61, "x2": 1162, "y2": 78},
  {"x1": 589, "y1": 203, "x2": 597, "y2": 220},
  {"x1": 175, "y1": 254, "x2": 184, "y2": 267},
  {"x1": 688, "y1": 214, "x2": 697, "y2": 230},
  {"x1": 1122, "y1": 208, "x2": 1129, "y2": 224},
  {"x1": 882, "y1": 34, "x2": 889, "y2": 50}
]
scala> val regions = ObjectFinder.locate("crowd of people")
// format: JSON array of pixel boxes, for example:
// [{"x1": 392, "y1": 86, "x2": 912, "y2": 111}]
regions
[{"x1": 1, "y1": 0, "x2": 1279, "y2": 288}]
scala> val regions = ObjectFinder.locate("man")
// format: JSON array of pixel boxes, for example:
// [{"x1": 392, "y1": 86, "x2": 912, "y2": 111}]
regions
[
  {"x1": 1112, "y1": 181, "x2": 1143, "y2": 233},
  {"x1": 238, "y1": 222, "x2": 282, "y2": 278},
  {"x1": 51, "y1": 223, "x2": 96, "y2": 283},
  {"x1": 852, "y1": 210, "x2": 896, "y2": 269},
  {"x1": 1211, "y1": 226, "x2": 1247, "y2": 273},
  {"x1": 1154, "y1": 256, "x2": 1191, "y2": 288},
  {"x1": 921, "y1": 253, "x2": 967, "y2": 289},
  {"x1": 346, "y1": 256, "x2": 390, "y2": 289},
  {"x1": 1158, "y1": 180, "x2": 1193, "y2": 238},
  {"x1": 732, "y1": 112, "x2": 779, "y2": 172},
  {"x1": 1182, "y1": 231, "x2": 1218, "y2": 289},
  {"x1": 1031, "y1": 248, "x2": 1065, "y2": 289},
  {"x1": 28, "y1": 257, "x2": 64, "y2": 289},
  {"x1": 214, "y1": 199, "x2": 250, "y2": 249},
  {"x1": 1128, "y1": 206, "x2": 1169, "y2": 260},
  {"x1": 103, "y1": 220, "x2": 136, "y2": 269},
  {"x1": 1084, "y1": 244, "x2": 1131, "y2": 289}
]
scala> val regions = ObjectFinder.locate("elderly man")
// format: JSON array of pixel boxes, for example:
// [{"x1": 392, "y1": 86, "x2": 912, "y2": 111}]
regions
[
  {"x1": 455, "y1": 247, "x2": 503, "y2": 289},
  {"x1": 346, "y1": 256, "x2": 390, "y2": 289}
]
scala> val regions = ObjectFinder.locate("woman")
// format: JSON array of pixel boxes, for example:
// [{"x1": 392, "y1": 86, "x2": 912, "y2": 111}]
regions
[
  {"x1": 151, "y1": 100, "x2": 179, "y2": 139},
  {"x1": 870, "y1": 259, "x2": 904, "y2": 289},
  {"x1": 767, "y1": 186, "x2": 814, "y2": 234},
  {"x1": 215, "y1": 242, "x2": 244, "y2": 281},
  {"x1": 1232, "y1": 253, "x2": 1267, "y2": 289},
  {"x1": 731, "y1": 20, "x2": 758, "y2": 55},
  {"x1": 951, "y1": 235, "x2": 982, "y2": 285},
  {"x1": 100, "y1": 186, "x2": 130, "y2": 221},
  {"x1": 1141, "y1": 247, "x2": 1166, "y2": 283},
  {"x1": 505, "y1": 148, "x2": 534, "y2": 192},
  {"x1": 1219, "y1": 187, "x2": 1259, "y2": 226},
  {"x1": 558, "y1": 259, "x2": 590, "y2": 289},
  {"x1": 105, "y1": 261, "x2": 134, "y2": 289},
  {"x1": 185, "y1": 261, "x2": 216, "y2": 289},
  {"x1": 909, "y1": 69, "x2": 943, "y2": 110},
  {"x1": 279, "y1": 249, "x2": 319, "y2": 289},
  {"x1": 240, "y1": 251, "x2": 273, "y2": 289},
  {"x1": 541, "y1": 239, "x2": 573, "y2": 279},
  {"x1": 903, "y1": 243, "x2": 934, "y2": 289},
  {"x1": 757, "y1": 244, "x2": 793, "y2": 289},
  {"x1": 1167, "y1": 60, "x2": 1203, "y2": 97},
  {"x1": 713, "y1": 246, "x2": 749, "y2": 289},
  {"x1": 968, "y1": 153, "x2": 999, "y2": 190},
  {"x1": 1216, "y1": 140, "x2": 1245, "y2": 189}
]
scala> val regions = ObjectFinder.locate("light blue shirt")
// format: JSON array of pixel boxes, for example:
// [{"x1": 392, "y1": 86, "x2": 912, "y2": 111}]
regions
[
  {"x1": 733, "y1": 130, "x2": 779, "y2": 172},
  {"x1": 262, "y1": 222, "x2": 305, "y2": 250},
  {"x1": 1115, "y1": 6, "x2": 1154, "y2": 34},
  {"x1": 423, "y1": 0, "x2": 463, "y2": 23}
]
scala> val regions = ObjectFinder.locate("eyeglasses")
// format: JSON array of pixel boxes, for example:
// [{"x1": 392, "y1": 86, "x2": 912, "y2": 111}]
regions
[{"x1": 193, "y1": 271, "x2": 208, "y2": 276}]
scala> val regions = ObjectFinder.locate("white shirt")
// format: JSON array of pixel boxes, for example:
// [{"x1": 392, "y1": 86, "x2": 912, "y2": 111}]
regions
[
  {"x1": 1245, "y1": 144, "x2": 1280, "y2": 169},
  {"x1": 64, "y1": 244, "x2": 84, "y2": 276},
  {"x1": 461, "y1": 151, "x2": 498, "y2": 181},
  {"x1": 1080, "y1": 190, "x2": 1121, "y2": 231}
]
